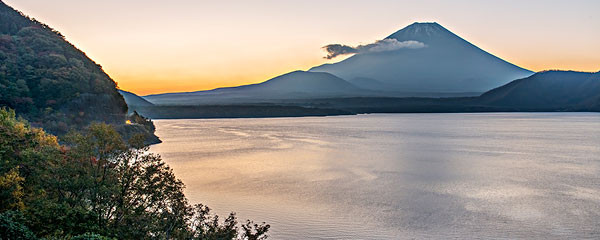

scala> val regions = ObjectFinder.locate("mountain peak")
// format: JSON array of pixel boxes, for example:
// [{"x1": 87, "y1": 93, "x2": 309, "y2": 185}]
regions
[
  {"x1": 311, "y1": 21, "x2": 533, "y2": 93},
  {"x1": 409, "y1": 22, "x2": 442, "y2": 27},
  {"x1": 386, "y1": 22, "x2": 457, "y2": 44}
]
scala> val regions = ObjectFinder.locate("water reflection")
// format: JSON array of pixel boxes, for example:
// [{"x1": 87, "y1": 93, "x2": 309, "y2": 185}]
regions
[{"x1": 150, "y1": 113, "x2": 600, "y2": 239}]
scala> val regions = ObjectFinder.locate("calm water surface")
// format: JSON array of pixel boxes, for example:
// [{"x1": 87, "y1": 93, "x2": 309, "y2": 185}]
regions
[{"x1": 150, "y1": 113, "x2": 600, "y2": 239}]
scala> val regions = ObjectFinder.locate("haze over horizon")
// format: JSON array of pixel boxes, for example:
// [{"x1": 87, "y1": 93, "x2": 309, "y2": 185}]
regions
[{"x1": 4, "y1": 0, "x2": 599, "y2": 95}]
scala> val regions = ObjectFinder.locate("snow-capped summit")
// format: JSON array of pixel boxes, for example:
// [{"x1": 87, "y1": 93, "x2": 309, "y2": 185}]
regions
[{"x1": 387, "y1": 22, "x2": 451, "y2": 42}]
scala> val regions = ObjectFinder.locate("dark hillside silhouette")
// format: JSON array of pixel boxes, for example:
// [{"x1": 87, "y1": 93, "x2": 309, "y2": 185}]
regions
[{"x1": 0, "y1": 1, "x2": 157, "y2": 142}]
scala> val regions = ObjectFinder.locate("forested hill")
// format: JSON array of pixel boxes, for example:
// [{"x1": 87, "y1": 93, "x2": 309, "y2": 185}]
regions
[
  {"x1": 0, "y1": 1, "x2": 157, "y2": 141},
  {"x1": 479, "y1": 71, "x2": 600, "y2": 111}
]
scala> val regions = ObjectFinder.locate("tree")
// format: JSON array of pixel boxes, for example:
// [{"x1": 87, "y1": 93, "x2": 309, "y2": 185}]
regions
[
  {"x1": 0, "y1": 108, "x2": 270, "y2": 239},
  {"x1": 0, "y1": 167, "x2": 25, "y2": 212},
  {"x1": 242, "y1": 220, "x2": 271, "y2": 240}
]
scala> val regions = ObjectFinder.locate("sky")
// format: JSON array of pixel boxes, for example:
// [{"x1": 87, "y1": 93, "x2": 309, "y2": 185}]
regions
[{"x1": 4, "y1": 0, "x2": 600, "y2": 95}]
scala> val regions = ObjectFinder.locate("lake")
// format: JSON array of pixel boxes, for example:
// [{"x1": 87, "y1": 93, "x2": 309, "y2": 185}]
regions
[{"x1": 150, "y1": 113, "x2": 600, "y2": 239}]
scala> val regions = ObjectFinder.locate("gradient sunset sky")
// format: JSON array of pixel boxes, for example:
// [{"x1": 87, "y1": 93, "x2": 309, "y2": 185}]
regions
[{"x1": 4, "y1": 0, "x2": 599, "y2": 95}]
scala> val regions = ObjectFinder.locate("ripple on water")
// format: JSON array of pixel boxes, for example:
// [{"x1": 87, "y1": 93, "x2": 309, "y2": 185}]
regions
[{"x1": 150, "y1": 113, "x2": 600, "y2": 239}]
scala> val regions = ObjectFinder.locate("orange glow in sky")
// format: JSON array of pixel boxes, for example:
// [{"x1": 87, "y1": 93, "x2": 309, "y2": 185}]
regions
[{"x1": 4, "y1": 0, "x2": 599, "y2": 95}]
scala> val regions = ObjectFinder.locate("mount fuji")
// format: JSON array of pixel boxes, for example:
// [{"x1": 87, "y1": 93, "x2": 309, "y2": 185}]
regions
[{"x1": 310, "y1": 22, "x2": 533, "y2": 94}]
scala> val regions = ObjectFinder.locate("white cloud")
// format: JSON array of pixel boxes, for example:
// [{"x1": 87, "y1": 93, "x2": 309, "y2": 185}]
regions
[
  {"x1": 323, "y1": 39, "x2": 426, "y2": 59},
  {"x1": 366, "y1": 39, "x2": 426, "y2": 52}
]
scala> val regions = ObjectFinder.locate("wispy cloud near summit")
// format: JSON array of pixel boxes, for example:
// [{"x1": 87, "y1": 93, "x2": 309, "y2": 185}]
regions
[{"x1": 323, "y1": 39, "x2": 426, "y2": 59}]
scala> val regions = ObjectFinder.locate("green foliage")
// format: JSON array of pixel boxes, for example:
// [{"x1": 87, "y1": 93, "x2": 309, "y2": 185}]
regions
[
  {"x1": 0, "y1": 107, "x2": 61, "y2": 218},
  {"x1": 0, "y1": 2, "x2": 160, "y2": 144},
  {"x1": 0, "y1": 108, "x2": 269, "y2": 239},
  {"x1": 0, "y1": 211, "x2": 36, "y2": 240},
  {"x1": 0, "y1": 2, "x2": 128, "y2": 135}
]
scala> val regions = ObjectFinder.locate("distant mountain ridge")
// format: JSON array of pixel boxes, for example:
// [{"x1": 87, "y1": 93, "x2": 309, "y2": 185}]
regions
[
  {"x1": 119, "y1": 90, "x2": 154, "y2": 107},
  {"x1": 309, "y1": 70, "x2": 600, "y2": 113},
  {"x1": 131, "y1": 70, "x2": 599, "y2": 119},
  {"x1": 310, "y1": 22, "x2": 533, "y2": 93},
  {"x1": 144, "y1": 71, "x2": 367, "y2": 105}
]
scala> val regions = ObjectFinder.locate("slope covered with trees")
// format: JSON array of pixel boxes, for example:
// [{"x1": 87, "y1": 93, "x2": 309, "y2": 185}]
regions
[
  {"x1": 0, "y1": 108, "x2": 269, "y2": 239},
  {"x1": 479, "y1": 71, "x2": 600, "y2": 111},
  {"x1": 0, "y1": 1, "x2": 156, "y2": 141}
]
